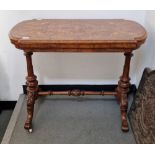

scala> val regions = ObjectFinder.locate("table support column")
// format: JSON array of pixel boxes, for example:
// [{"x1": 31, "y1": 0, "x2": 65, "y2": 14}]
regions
[
  {"x1": 24, "y1": 52, "x2": 38, "y2": 132},
  {"x1": 116, "y1": 52, "x2": 133, "y2": 132}
]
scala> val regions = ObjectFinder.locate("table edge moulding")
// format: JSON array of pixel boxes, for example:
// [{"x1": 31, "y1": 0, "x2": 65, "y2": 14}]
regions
[{"x1": 9, "y1": 19, "x2": 147, "y2": 133}]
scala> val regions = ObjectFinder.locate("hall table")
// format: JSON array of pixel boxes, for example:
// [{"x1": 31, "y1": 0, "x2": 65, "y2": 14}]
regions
[{"x1": 9, "y1": 19, "x2": 147, "y2": 133}]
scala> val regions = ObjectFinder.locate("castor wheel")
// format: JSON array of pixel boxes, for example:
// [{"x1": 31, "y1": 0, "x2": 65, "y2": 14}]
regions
[
  {"x1": 121, "y1": 126, "x2": 129, "y2": 132},
  {"x1": 121, "y1": 120, "x2": 129, "y2": 132},
  {"x1": 24, "y1": 121, "x2": 33, "y2": 133},
  {"x1": 28, "y1": 128, "x2": 33, "y2": 133}
]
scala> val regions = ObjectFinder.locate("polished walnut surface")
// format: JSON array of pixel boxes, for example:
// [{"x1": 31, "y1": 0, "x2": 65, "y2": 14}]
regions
[{"x1": 9, "y1": 19, "x2": 147, "y2": 52}]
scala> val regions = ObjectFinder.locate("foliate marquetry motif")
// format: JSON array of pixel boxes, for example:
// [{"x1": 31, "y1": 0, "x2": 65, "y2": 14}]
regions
[{"x1": 129, "y1": 68, "x2": 155, "y2": 143}]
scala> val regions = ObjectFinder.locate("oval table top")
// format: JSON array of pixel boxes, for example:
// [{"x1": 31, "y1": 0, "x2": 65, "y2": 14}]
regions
[{"x1": 9, "y1": 19, "x2": 147, "y2": 52}]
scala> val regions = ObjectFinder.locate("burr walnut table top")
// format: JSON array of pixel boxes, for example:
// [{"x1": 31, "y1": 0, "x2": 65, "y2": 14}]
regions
[{"x1": 9, "y1": 19, "x2": 147, "y2": 52}]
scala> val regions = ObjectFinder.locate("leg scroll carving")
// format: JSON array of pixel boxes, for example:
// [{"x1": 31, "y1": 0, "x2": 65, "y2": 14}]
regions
[
  {"x1": 24, "y1": 91, "x2": 35, "y2": 130},
  {"x1": 24, "y1": 52, "x2": 38, "y2": 132}
]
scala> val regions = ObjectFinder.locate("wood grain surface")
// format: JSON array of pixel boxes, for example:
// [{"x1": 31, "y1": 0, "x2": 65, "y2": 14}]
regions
[{"x1": 9, "y1": 19, "x2": 147, "y2": 52}]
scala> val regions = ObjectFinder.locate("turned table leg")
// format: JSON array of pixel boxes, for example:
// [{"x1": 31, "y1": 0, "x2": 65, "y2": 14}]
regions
[
  {"x1": 116, "y1": 52, "x2": 133, "y2": 132},
  {"x1": 24, "y1": 52, "x2": 38, "y2": 132}
]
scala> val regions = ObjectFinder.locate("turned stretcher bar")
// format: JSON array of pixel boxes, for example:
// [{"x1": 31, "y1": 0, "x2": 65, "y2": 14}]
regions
[{"x1": 38, "y1": 90, "x2": 117, "y2": 96}]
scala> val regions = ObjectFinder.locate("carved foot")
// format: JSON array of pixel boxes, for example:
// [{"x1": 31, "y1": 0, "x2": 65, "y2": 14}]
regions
[
  {"x1": 24, "y1": 119, "x2": 32, "y2": 130},
  {"x1": 120, "y1": 94, "x2": 129, "y2": 132},
  {"x1": 24, "y1": 121, "x2": 33, "y2": 133},
  {"x1": 121, "y1": 111, "x2": 129, "y2": 132}
]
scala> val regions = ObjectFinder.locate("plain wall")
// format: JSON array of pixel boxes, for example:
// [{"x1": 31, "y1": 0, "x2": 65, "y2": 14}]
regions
[
  {"x1": 0, "y1": 10, "x2": 149, "y2": 100},
  {"x1": 134, "y1": 10, "x2": 155, "y2": 85},
  {"x1": 145, "y1": 11, "x2": 155, "y2": 68}
]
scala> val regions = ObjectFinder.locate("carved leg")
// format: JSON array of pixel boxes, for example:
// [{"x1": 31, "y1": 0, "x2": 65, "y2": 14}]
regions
[
  {"x1": 24, "y1": 52, "x2": 38, "y2": 132},
  {"x1": 116, "y1": 52, "x2": 133, "y2": 132}
]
